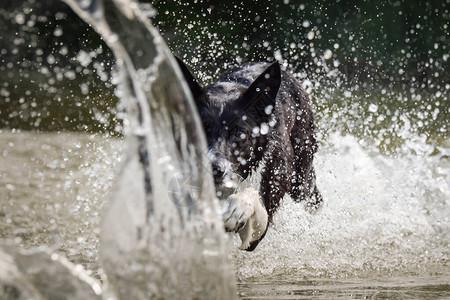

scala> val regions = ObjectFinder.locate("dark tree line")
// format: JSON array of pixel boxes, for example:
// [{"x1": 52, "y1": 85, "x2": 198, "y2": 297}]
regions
[{"x1": 0, "y1": 0, "x2": 448, "y2": 134}]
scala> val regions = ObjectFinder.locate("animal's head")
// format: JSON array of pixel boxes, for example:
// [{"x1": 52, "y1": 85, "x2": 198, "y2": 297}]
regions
[{"x1": 176, "y1": 57, "x2": 281, "y2": 190}]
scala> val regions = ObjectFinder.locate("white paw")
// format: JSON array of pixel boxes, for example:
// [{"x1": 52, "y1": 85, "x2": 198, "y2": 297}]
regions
[{"x1": 222, "y1": 189, "x2": 268, "y2": 250}]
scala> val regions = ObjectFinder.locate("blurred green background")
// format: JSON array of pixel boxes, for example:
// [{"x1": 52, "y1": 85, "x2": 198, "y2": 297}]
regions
[{"x1": 0, "y1": 0, "x2": 448, "y2": 148}]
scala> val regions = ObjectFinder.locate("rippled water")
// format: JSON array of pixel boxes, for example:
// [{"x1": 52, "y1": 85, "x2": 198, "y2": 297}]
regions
[
  {"x1": 239, "y1": 276, "x2": 450, "y2": 299},
  {"x1": 0, "y1": 131, "x2": 122, "y2": 273},
  {"x1": 1, "y1": 130, "x2": 448, "y2": 298}
]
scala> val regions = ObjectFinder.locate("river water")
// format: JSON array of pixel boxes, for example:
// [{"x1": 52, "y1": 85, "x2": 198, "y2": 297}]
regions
[
  {"x1": 1, "y1": 0, "x2": 449, "y2": 298},
  {"x1": 1, "y1": 130, "x2": 448, "y2": 299}
]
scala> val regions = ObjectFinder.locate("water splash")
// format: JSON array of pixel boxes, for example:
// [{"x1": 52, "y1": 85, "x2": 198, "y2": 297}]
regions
[
  {"x1": 0, "y1": 0, "x2": 448, "y2": 298},
  {"x1": 233, "y1": 132, "x2": 449, "y2": 279},
  {"x1": 0, "y1": 244, "x2": 102, "y2": 299},
  {"x1": 62, "y1": 0, "x2": 237, "y2": 298}
]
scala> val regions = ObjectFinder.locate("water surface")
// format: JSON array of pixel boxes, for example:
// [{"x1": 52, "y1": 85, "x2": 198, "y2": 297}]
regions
[{"x1": 1, "y1": 130, "x2": 448, "y2": 298}]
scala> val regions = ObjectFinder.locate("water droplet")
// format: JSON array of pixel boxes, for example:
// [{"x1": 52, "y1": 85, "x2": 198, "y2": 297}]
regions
[
  {"x1": 76, "y1": 50, "x2": 92, "y2": 67},
  {"x1": 53, "y1": 27, "x2": 63, "y2": 37},
  {"x1": 323, "y1": 49, "x2": 332, "y2": 60},
  {"x1": 260, "y1": 123, "x2": 269, "y2": 135},
  {"x1": 368, "y1": 104, "x2": 378, "y2": 113}
]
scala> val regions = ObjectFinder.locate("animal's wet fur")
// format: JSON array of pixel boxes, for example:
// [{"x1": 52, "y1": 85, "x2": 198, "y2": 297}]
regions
[{"x1": 177, "y1": 57, "x2": 323, "y2": 250}]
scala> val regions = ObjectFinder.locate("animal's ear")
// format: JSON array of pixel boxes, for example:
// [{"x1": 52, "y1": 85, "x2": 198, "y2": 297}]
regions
[
  {"x1": 240, "y1": 62, "x2": 281, "y2": 121},
  {"x1": 174, "y1": 56, "x2": 204, "y2": 101}
]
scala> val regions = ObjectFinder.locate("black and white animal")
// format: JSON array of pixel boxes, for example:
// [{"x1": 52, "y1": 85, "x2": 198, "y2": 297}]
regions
[{"x1": 176, "y1": 57, "x2": 323, "y2": 251}]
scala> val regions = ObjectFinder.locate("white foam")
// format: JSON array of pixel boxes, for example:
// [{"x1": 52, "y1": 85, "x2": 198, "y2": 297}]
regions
[{"x1": 232, "y1": 133, "x2": 449, "y2": 278}]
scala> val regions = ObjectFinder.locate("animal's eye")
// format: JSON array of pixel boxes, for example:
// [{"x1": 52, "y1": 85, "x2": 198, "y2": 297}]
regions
[{"x1": 235, "y1": 130, "x2": 246, "y2": 139}]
